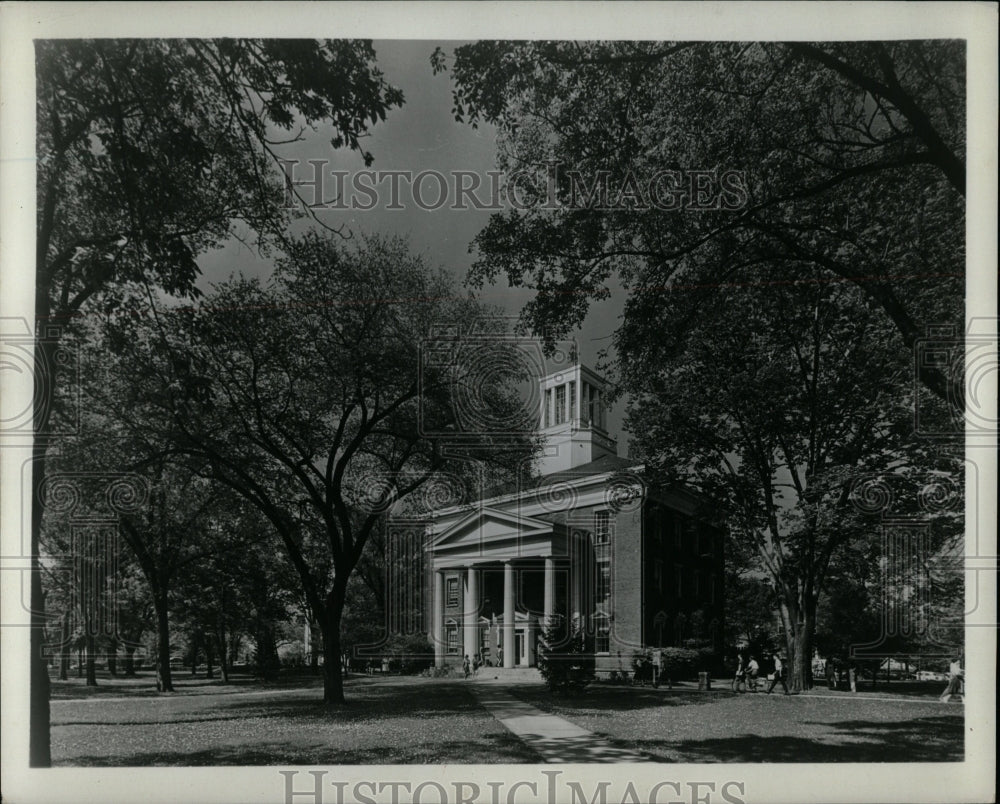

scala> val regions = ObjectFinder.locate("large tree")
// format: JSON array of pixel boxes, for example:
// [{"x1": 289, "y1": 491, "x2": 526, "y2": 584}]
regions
[
  {"x1": 30, "y1": 37, "x2": 402, "y2": 764},
  {"x1": 439, "y1": 41, "x2": 964, "y2": 406},
  {"x1": 622, "y1": 262, "x2": 960, "y2": 691},
  {"x1": 96, "y1": 234, "x2": 536, "y2": 703}
]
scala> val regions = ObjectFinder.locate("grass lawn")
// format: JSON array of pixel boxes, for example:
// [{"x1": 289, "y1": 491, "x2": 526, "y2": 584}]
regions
[
  {"x1": 49, "y1": 671, "x2": 963, "y2": 766},
  {"x1": 50, "y1": 674, "x2": 539, "y2": 766},
  {"x1": 513, "y1": 684, "x2": 964, "y2": 763}
]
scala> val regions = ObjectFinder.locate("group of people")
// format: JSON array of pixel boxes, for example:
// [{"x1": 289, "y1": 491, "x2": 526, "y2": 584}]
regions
[
  {"x1": 732, "y1": 652, "x2": 790, "y2": 695},
  {"x1": 462, "y1": 653, "x2": 490, "y2": 679}
]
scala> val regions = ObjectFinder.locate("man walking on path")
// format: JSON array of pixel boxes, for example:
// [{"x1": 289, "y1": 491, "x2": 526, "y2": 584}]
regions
[{"x1": 766, "y1": 653, "x2": 789, "y2": 695}]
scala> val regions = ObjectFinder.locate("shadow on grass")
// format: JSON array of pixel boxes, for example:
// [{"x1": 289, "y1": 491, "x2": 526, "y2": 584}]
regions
[
  {"x1": 50, "y1": 671, "x2": 327, "y2": 700},
  {"x1": 211, "y1": 680, "x2": 489, "y2": 723},
  {"x1": 514, "y1": 687, "x2": 726, "y2": 714},
  {"x1": 614, "y1": 713, "x2": 963, "y2": 763},
  {"x1": 55, "y1": 732, "x2": 539, "y2": 767}
]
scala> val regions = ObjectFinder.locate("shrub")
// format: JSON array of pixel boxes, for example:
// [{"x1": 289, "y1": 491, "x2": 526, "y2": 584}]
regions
[
  {"x1": 537, "y1": 622, "x2": 595, "y2": 696},
  {"x1": 384, "y1": 634, "x2": 435, "y2": 675},
  {"x1": 657, "y1": 647, "x2": 701, "y2": 681}
]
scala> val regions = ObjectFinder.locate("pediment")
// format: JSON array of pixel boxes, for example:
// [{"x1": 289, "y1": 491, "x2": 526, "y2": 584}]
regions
[{"x1": 432, "y1": 506, "x2": 553, "y2": 549}]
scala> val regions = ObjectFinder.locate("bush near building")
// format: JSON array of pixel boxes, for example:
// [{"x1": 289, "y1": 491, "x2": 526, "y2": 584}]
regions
[{"x1": 537, "y1": 624, "x2": 596, "y2": 696}]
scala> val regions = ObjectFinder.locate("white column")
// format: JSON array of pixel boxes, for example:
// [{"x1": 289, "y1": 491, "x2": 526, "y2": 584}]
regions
[
  {"x1": 503, "y1": 561, "x2": 515, "y2": 669},
  {"x1": 433, "y1": 570, "x2": 444, "y2": 668},
  {"x1": 463, "y1": 566, "x2": 478, "y2": 662},
  {"x1": 543, "y1": 557, "x2": 555, "y2": 630}
]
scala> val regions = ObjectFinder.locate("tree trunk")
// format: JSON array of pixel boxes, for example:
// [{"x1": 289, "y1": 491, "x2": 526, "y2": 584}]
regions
[
  {"x1": 255, "y1": 620, "x2": 280, "y2": 680},
  {"x1": 190, "y1": 630, "x2": 200, "y2": 675},
  {"x1": 108, "y1": 637, "x2": 118, "y2": 676},
  {"x1": 59, "y1": 612, "x2": 70, "y2": 681},
  {"x1": 309, "y1": 618, "x2": 320, "y2": 676},
  {"x1": 77, "y1": 648, "x2": 84, "y2": 678},
  {"x1": 85, "y1": 635, "x2": 98, "y2": 686},
  {"x1": 320, "y1": 618, "x2": 345, "y2": 703},
  {"x1": 154, "y1": 596, "x2": 174, "y2": 692},
  {"x1": 217, "y1": 631, "x2": 229, "y2": 684},
  {"x1": 206, "y1": 638, "x2": 215, "y2": 679},
  {"x1": 29, "y1": 446, "x2": 52, "y2": 766},
  {"x1": 318, "y1": 584, "x2": 348, "y2": 704},
  {"x1": 123, "y1": 645, "x2": 136, "y2": 676},
  {"x1": 784, "y1": 601, "x2": 815, "y2": 693}
]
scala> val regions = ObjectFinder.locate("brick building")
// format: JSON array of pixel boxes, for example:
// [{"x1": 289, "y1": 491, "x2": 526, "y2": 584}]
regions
[{"x1": 419, "y1": 363, "x2": 724, "y2": 675}]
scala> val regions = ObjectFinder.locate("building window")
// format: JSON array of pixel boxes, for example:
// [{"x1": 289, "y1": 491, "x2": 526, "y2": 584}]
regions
[
  {"x1": 594, "y1": 510, "x2": 611, "y2": 544},
  {"x1": 568, "y1": 380, "x2": 576, "y2": 420},
  {"x1": 544, "y1": 388, "x2": 552, "y2": 428},
  {"x1": 587, "y1": 385, "x2": 602, "y2": 429},
  {"x1": 446, "y1": 577, "x2": 459, "y2": 606},
  {"x1": 674, "y1": 564, "x2": 683, "y2": 598},
  {"x1": 581, "y1": 381, "x2": 590, "y2": 424},
  {"x1": 653, "y1": 559, "x2": 664, "y2": 594},
  {"x1": 673, "y1": 519, "x2": 683, "y2": 550},
  {"x1": 446, "y1": 625, "x2": 458, "y2": 654},
  {"x1": 593, "y1": 612, "x2": 610, "y2": 653},
  {"x1": 555, "y1": 384, "x2": 567, "y2": 425}
]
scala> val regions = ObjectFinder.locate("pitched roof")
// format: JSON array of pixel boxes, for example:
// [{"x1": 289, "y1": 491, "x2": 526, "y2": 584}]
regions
[{"x1": 477, "y1": 454, "x2": 641, "y2": 502}]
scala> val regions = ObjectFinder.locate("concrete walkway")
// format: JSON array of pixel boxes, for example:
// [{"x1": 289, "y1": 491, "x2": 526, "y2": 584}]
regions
[{"x1": 471, "y1": 687, "x2": 653, "y2": 763}]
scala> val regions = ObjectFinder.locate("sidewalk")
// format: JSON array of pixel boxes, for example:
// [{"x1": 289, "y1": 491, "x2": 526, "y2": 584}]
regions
[{"x1": 471, "y1": 687, "x2": 653, "y2": 763}]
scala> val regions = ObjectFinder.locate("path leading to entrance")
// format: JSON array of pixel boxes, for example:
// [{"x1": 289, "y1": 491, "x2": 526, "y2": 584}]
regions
[{"x1": 472, "y1": 687, "x2": 653, "y2": 763}]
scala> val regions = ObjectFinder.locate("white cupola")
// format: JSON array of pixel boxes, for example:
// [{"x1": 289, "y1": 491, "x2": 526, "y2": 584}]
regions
[{"x1": 535, "y1": 363, "x2": 617, "y2": 476}]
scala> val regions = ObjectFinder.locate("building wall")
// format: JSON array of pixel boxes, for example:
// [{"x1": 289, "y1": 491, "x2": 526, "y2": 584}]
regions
[
  {"x1": 609, "y1": 505, "x2": 643, "y2": 655},
  {"x1": 416, "y1": 477, "x2": 724, "y2": 674},
  {"x1": 641, "y1": 499, "x2": 725, "y2": 653}
]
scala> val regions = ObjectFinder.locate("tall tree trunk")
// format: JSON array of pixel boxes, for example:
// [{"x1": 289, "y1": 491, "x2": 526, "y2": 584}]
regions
[
  {"x1": 85, "y1": 635, "x2": 98, "y2": 686},
  {"x1": 309, "y1": 617, "x2": 320, "y2": 676},
  {"x1": 217, "y1": 630, "x2": 229, "y2": 684},
  {"x1": 59, "y1": 611, "x2": 70, "y2": 681},
  {"x1": 77, "y1": 648, "x2": 84, "y2": 678},
  {"x1": 190, "y1": 630, "x2": 200, "y2": 675},
  {"x1": 206, "y1": 637, "x2": 215, "y2": 679},
  {"x1": 319, "y1": 581, "x2": 348, "y2": 704},
  {"x1": 123, "y1": 645, "x2": 136, "y2": 676},
  {"x1": 320, "y1": 616, "x2": 344, "y2": 704},
  {"x1": 779, "y1": 597, "x2": 815, "y2": 693},
  {"x1": 154, "y1": 595, "x2": 174, "y2": 692},
  {"x1": 29, "y1": 446, "x2": 52, "y2": 766}
]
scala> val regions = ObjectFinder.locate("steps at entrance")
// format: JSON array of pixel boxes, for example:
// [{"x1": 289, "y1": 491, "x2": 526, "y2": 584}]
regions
[{"x1": 472, "y1": 667, "x2": 543, "y2": 683}]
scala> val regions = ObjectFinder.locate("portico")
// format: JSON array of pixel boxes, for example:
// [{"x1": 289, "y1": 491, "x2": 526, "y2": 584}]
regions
[{"x1": 429, "y1": 508, "x2": 567, "y2": 669}]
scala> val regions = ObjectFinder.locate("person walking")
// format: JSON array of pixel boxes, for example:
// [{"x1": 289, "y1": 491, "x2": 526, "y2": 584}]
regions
[
  {"x1": 825, "y1": 656, "x2": 837, "y2": 690},
  {"x1": 732, "y1": 653, "x2": 747, "y2": 693},
  {"x1": 746, "y1": 655, "x2": 760, "y2": 692},
  {"x1": 939, "y1": 655, "x2": 964, "y2": 702},
  {"x1": 462, "y1": 654, "x2": 471, "y2": 680},
  {"x1": 766, "y1": 653, "x2": 789, "y2": 695}
]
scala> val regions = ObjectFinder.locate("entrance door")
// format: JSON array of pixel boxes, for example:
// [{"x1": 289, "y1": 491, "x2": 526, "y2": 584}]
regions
[{"x1": 516, "y1": 632, "x2": 525, "y2": 666}]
